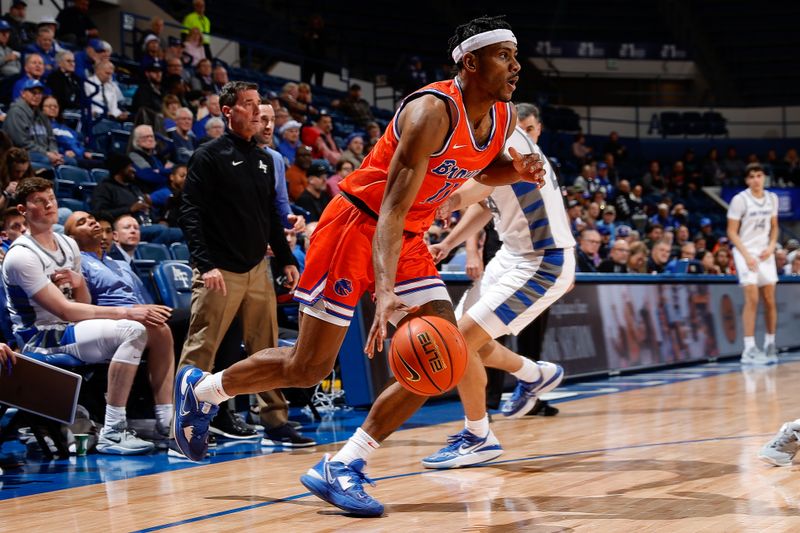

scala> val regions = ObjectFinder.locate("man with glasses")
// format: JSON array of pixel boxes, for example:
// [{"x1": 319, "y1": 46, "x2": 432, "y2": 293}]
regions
[
  {"x1": 576, "y1": 228, "x2": 601, "y2": 272},
  {"x1": 46, "y1": 50, "x2": 81, "y2": 113},
  {"x1": 599, "y1": 238, "x2": 629, "y2": 273}
]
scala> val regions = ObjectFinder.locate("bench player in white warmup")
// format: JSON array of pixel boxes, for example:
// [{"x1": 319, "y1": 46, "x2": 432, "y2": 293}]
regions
[
  {"x1": 423, "y1": 102, "x2": 575, "y2": 468},
  {"x1": 726, "y1": 163, "x2": 779, "y2": 365}
]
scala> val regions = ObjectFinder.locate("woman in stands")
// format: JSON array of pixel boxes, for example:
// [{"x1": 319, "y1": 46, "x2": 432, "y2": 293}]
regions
[
  {"x1": 338, "y1": 133, "x2": 364, "y2": 170},
  {"x1": 161, "y1": 94, "x2": 180, "y2": 133},
  {"x1": 181, "y1": 27, "x2": 206, "y2": 67},
  {"x1": 0, "y1": 147, "x2": 33, "y2": 206}
]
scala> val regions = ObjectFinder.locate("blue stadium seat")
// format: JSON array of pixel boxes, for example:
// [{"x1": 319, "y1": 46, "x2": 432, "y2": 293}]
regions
[
  {"x1": 151, "y1": 261, "x2": 193, "y2": 310},
  {"x1": 57, "y1": 165, "x2": 89, "y2": 184},
  {"x1": 682, "y1": 112, "x2": 706, "y2": 135},
  {"x1": 135, "y1": 243, "x2": 170, "y2": 262},
  {"x1": 660, "y1": 112, "x2": 684, "y2": 136},
  {"x1": 56, "y1": 197, "x2": 86, "y2": 212},
  {"x1": 169, "y1": 242, "x2": 190, "y2": 262},
  {"x1": 107, "y1": 129, "x2": 131, "y2": 155},
  {"x1": 89, "y1": 168, "x2": 109, "y2": 183}
]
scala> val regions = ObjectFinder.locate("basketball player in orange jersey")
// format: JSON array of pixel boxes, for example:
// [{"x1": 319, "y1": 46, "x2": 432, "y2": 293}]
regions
[{"x1": 174, "y1": 15, "x2": 545, "y2": 516}]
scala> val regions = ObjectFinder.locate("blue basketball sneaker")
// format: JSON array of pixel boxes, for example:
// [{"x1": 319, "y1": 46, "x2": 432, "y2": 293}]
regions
[
  {"x1": 300, "y1": 454, "x2": 384, "y2": 517},
  {"x1": 501, "y1": 361, "x2": 564, "y2": 419},
  {"x1": 173, "y1": 365, "x2": 219, "y2": 462},
  {"x1": 421, "y1": 429, "x2": 503, "y2": 469}
]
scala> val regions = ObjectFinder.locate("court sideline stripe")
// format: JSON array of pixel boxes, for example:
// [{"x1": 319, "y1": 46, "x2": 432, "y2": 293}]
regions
[{"x1": 131, "y1": 432, "x2": 769, "y2": 532}]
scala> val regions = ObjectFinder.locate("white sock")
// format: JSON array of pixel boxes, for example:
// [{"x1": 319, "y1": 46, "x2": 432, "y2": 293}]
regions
[
  {"x1": 511, "y1": 358, "x2": 541, "y2": 383},
  {"x1": 155, "y1": 404, "x2": 174, "y2": 429},
  {"x1": 194, "y1": 371, "x2": 231, "y2": 404},
  {"x1": 465, "y1": 415, "x2": 489, "y2": 438},
  {"x1": 743, "y1": 337, "x2": 755, "y2": 350},
  {"x1": 104, "y1": 405, "x2": 126, "y2": 430},
  {"x1": 765, "y1": 333, "x2": 776, "y2": 346},
  {"x1": 332, "y1": 427, "x2": 380, "y2": 465}
]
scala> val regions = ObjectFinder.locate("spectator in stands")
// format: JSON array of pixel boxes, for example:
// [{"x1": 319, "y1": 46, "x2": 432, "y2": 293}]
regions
[
  {"x1": 400, "y1": 55, "x2": 427, "y2": 96},
  {"x1": 775, "y1": 248, "x2": 788, "y2": 275},
  {"x1": 0, "y1": 146, "x2": 31, "y2": 202},
  {"x1": 164, "y1": 35, "x2": 183, "y2": 64},
  {"x1": 140, "y1": 34, "x2": 163, "y2": 72},
  {"x1": 254, "y1": 103, "x2": 304, "y2": 233},
  {"x1": 300, "y1": 13, "x2": 326, "y2": 86},
  {"x1": 702, "y1": 147, "x2": 724, "y2": 186},
  {"x1": 280, "y1": 82, "x2": 311, "y2": 123},
  {"x1": 698, "y1": 217, "x2": 718, "y2": 249},
  {"x1": 643, "y1": 223, "x2": 664, "y2": 250},
  {"x1": 131, "y1": 60, "x2": 163, "y2": 117},
  {"x1": 4, "y1": 177, "x2": 170, "y2": 454},
  {"x1": 0, "y1": 206, "x2": 26, "y2": 251},
  {"x1": 97, "y1": 215, "x2": 112, "y2": 252},
  {"x1": 42, "y1": 95, "x2": 96, "y2": 167},
  {"x1": 24, "y1": 27, "x2": 56, "y2": 78},
  {"x1": 598, "y1": 238, "x2": 629, "y2": 273},
  {"x1": 789, "y1": 254, "x2": 800, "y2": 276},
  {"x1": 575, "y1": 229, "x2": 601, "y2": 272},
  {"x1": 583, "y1": 201, "x2": 601, "y2": 229},
  {"x1": 11, "y1": 52, "x2": 45, "y2": 101},
  {"x1": 784, "y1": 148, "x2": 800, "y2": 185},
  {"x1": 182, "y1": 0, "x2": 211, "y2": 57},
  {"x1": 336, "y1": 83, "x2": 374, "y2": 128},
  {"x1": 339, "y1": 133, "x2": 365, "y2": 170},
  {"x1": 0, "y1": 21, "x2": 20, "y2": 82},
  {"x1": 162, "y1": 74, "x2": 190, "y2": 110},
  {"x1": 2, "y1": 1, "x2": 32, "y2": 51},
  {"x1": 277, "y1": 120, "x2": 302, "y2": 165},
  {"x1": 603, "y1": 131, "x2": 627, "y2": 162},
  {"x1": 192, "y1": 93, "x2": 221, "y2": 138},
  {"x1": 64, "y1": 210, "x2": 177, "y2": 445},
  {"x1": 73, "y1": 37, "x2": 104, "y2": 80},
  {"x1": 128, "y1": 124, "x2": 171, "y2": 191},
  {"x1": 572, "y1": 132, "x2": 592, "y2": 164},
  {"x1": 595, "y1": 205, "x2": 618, "y2": 242},
  {"x1": 171, "y1": 107, "x2": 196, "y2": 165},
  {"x1": 86, "y1": 60, "x2": 129, "y2": 124},
  {"x1": 364, "y1": 120, "x2": 381, "y2": 152},
  {"x1": 328, "y1": 159, "x2": 353, "y2": 197},
  {"x1": 683, "y1": 148, "x2": 703, "y2": 188},
  {"x1": 181, "y1": 27, "x2": 206, "y2": 67},
  {"x1": 627, "y1": 241, "x2": 648, "y2": 273},
  {"x1": 46, "y1": 50, "x2": 80, "y2": 113},
  {"x1": 567, "y1": 199, "x2": 583, "y2": 236},
  {"x1": 150, "y1": 163, "x2": 186, "y2": 228},
  {"x1": 763, "y1": 148, "x2": 781, "y2": 183},
  {"x1": 4, "y1": 79, "x2": 63, "y2": 167},
  {"x1": 698, "y1": 250, "x2": 719, "y2": 274},
  {"x1": 107, "y1": 213, "x2": 138, "y2": 263},
  {"x1": 286, "y1": 145, "x2": 312, "y2": 201},
  {"x1": 161, "y1": 93, "x2": 180, "y2": 132},
  {"x1": 722, "y1": 146, "x2": 745, "y2": 184},
  {"x1": 166, "y1": 56, "x2": 191, "y2": 86},
  {"x1": 641, "y1": 160, "x2": 666, "y2": 196},
  {"x1": 295, "y1": 161, "x2": 331, "y2": 222},
  {"x1": 714, "y1": 247, "x2": 733, "y2": 274},
  {"x1": 647, "y1": 239, "x2": 671, "y2": 274},
  {"x1": 56, "y1": 0, "x2": 97, "y2": 47},
  {"x1": 613, "y1": 179, "x2": 635, "y2": 224},
  {"x1": 649, "y1": 203, "x2": 677, "y2": 230},
  {"x1": 198, "y1": 116, "x2": 224, "y2": 144},
  {"x1": 273, "y1": 106, "x2": 289, "y2": 132},
  {"x1": 301, "y1": 112, "x2": 340, "y2": 165},
  {"x1": 211, "y1": 64, "x2": 227, "y2": 93},
  {"x1": 91, "y1": 154, "x2": 153, "y2": 239},
  {"x1": 137, "y1": 17, "x2": 166, "y2": 58},
  {"x1": 190, "y1": 57, "x2": 213, "y2": 95}
]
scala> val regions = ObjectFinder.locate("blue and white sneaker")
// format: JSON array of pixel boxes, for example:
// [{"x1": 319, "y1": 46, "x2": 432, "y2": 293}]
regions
[
  {"x1": 421, "y1": 429, "x2": 503, "y2": 469},
  {"x1": 501, "y1": 361, "x2": 564, "y2": 419},
  {"x1": 300, "y1": 453, "x2": 384, "y2": 517},
  {"x1": 173, "y1": 366, "x2": 219, "y2": 462}
]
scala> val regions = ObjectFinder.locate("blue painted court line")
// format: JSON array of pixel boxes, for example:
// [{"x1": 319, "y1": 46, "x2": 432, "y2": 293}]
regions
[
  {"x1": 1, "y1": 354, "x2": 796, "y2": 502},
  {"x1": 131, "y1": 432, "x2": 772, "y2": 532}
]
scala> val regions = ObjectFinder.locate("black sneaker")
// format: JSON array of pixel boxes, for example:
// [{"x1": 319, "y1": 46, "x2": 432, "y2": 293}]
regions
[
  {"x1": 210, "y1": 408, "x2": 260, "y2": 440},
  {"x1": 261, "y1": 423, "x2": 316, "y2": 448}
]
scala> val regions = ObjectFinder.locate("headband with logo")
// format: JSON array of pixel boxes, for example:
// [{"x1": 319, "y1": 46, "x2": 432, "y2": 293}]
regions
[{"x1": 451, "y1": 29, "x2": 517, "y2": 64}]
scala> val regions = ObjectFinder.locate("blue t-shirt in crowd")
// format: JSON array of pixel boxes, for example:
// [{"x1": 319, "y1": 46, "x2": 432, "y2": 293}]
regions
[{"x1": 80, "y1": 251, "x2": 153, "y2": 306}]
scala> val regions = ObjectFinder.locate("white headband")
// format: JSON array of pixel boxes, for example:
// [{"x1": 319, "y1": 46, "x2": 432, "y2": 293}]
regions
[{"x1": 451, "y1": 29, "x2": 517, "y2": 64}]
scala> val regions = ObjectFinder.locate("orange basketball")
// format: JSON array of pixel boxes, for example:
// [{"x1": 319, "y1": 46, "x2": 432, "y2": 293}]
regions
[{"x1": 389, "y1": 315, "x2": 468, "y2": 396}]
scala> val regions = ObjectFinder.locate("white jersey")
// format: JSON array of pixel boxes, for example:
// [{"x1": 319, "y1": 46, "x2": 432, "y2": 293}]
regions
[
  {"x1": 727, "y1": 189, "x2": 778, "y2": 253},
  {"x1": 2, "y1": 233, "x2": 81, "y2": 340},
  {"x1": 486, "y1": 126, "x2": 575, "y2": 255}
]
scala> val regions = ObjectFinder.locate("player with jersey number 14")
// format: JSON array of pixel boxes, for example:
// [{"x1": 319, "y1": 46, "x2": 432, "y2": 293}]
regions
[{"x1": 726, "y1": 163, "x2": 779, "y2": 365}]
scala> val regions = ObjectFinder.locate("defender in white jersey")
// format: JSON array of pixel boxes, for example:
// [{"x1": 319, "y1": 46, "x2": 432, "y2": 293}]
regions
[
  {"x1": 726, "y1": 163, "x2": 779, "y2": 365},
  {"x1": 2, "y1": 177, "x2": 175, "y2": 454},
  {"x1": 422, "y1": 103, "x2": 575, "y2": 469}
]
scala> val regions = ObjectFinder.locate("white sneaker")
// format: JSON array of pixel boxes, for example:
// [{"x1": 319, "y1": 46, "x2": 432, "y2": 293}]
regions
[
  {"x1": 759, "y1": 421, "x2": 800, "y2": 466},
  {"x1": 741, "y1": 346, "x2": 769, "y2": 365},
  {"x1": 764, "y1": 343, "x2": 778, "y2": 364},
  {"x1": 97, "y1": 423, "x2": 155, "y2": 455}
]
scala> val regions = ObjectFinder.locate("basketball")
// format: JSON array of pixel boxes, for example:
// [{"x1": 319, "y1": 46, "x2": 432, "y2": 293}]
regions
[{"x1": 389, "y1": 315, "x2": 468, "y2": 396}]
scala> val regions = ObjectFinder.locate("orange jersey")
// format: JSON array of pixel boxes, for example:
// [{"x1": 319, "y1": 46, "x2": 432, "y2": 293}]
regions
[{"x1": 339, "y1": 79, "x2": 513, "y2": 234}]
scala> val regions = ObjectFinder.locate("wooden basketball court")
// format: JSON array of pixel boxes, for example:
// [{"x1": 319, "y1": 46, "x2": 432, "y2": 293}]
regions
[{"x1": 2, "y1": 357, "x2": 800, "y2": 532}]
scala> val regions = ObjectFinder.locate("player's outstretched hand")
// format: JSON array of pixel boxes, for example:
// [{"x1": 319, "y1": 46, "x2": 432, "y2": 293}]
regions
[
  {"x1": 365, "y1": 292, "x2": 419, "y2": 359},
  {"x1": 509, "y1": 146, "x2": 546, "y2": 187}
]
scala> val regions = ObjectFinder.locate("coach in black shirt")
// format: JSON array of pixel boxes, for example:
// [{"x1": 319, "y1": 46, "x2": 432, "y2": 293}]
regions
[{"x1": 178, "y1": 81, "x2": 301, "y2": 439}]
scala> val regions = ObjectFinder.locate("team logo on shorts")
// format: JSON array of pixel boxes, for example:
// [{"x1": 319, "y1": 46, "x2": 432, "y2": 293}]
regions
[{"x1": 333, "y1": 278, "x2": 353, "y2": 297}]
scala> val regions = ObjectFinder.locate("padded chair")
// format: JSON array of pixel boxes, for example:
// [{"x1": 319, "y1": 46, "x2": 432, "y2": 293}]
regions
[
  {"x1": 682, "y1": 112, "x2": 706, "y2": 135},
  {"x1": 57, "y1": 165, "x2": 90, "y2": 184},
  {"x1": 151, "y1": 261, "x2": 193, "y2": 310},
  {"x1": 660, "y1": 112, "x2": 684, "y2": 136},
  {"x1": 169, "y1": 242, "x2": 190, "y2": 262},
  {"x1": 134, "y1": 242, "x2": 171, "y2": 262},
  {"x1": 56, "y1": 197, "x2": 86, "y2": 212},
  {"x1": 704, "y1": 111, "x2": 728, "y2": 136},
  {"x1": 90, "y1": 168, "x2": 110, "y2": 183},
  {"x1": 107, "y1": 129, "x2": 131, "y2": 156}
]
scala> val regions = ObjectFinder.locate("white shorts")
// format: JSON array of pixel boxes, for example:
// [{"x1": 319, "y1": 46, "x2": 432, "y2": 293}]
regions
[
  {"x1": 23, "y1": 319, "x2": 148, "y2": 366},
  {"x1": 456, "y1": 247, "x2": 575, "y2": 339},
  {"x1": 732, "y1": 248, "x2": 778, "y2": 287}
]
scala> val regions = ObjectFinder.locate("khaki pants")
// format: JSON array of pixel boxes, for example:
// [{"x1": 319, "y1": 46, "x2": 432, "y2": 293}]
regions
[{"x1": 180, "y1": 259, "x2": 288, "y2": 427}]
